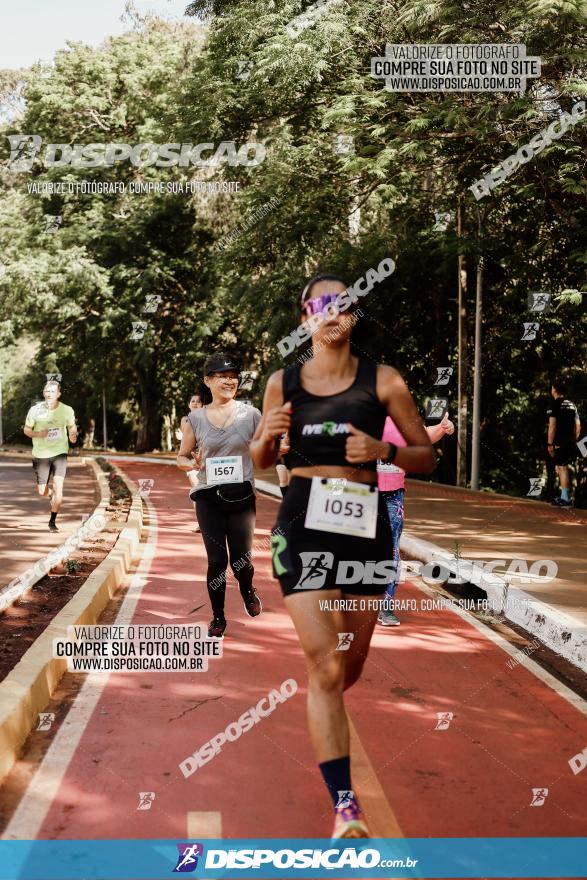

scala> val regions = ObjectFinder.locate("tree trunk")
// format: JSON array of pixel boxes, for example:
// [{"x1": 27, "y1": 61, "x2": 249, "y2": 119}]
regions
[
  {"x1": 470, "y1": 206, "x2": 485, "y2": 490},
  {"x1": 83, "y1": 417, "x2": 96, "y2": 449},
  {"x1": 102, "y1": 384, "x2": 108, "y2": 451},
  {"x1": 162, "y1": 413, "x2": 172, "y2": 452},
  {"x1": 135, "y1": 363, "x2": 161, "y2": 453},
  {"x1": 456, "y1": 198, "x2": 468, "y2": 487}
]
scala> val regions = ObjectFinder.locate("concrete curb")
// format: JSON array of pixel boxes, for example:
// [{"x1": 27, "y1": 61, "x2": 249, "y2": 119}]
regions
[
  {"x1": 0, "y1": 458, "x2": 110, "y2": 609},
  {"x1": 401, "y1": 532, "x2": 587, "y2": 673},
  {"x1": 255, "y1": 478, "x2": 282, "y2": 499},
  {"x1": 0, "y1": 464, "x2": 144, "y2": 785}
]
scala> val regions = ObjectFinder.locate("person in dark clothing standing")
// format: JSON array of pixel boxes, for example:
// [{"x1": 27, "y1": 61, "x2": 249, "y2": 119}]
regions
[{"x1": 547, "y1": 379, "x2": 581, "y2": 507}]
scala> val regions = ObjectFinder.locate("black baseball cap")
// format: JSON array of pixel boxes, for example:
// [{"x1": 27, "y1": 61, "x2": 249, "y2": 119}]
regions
[{"x1": 204, "y1": 354, "x2": 241, "y2": 375}]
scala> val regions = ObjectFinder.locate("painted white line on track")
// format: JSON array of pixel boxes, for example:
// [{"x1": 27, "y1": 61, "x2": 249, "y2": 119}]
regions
[
  {"x1": 349, "y1": 719, "x2": 404, "y2": 838},
  {"x1": 2, "y1": 493, "x2": 157, "y2": 841},
  {"x1": 414, "y1": 578, "x2": 587, "y2": 717},
  {"x1": 187, "y1": 812, "x2": 222, "y2": 838}
]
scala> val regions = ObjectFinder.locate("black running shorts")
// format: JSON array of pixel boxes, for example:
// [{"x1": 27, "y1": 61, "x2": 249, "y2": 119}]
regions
[
  {"x1": 32, "y1": 454, "x2": 68, "y2": 485},
  {"x1": 272, "y1": 476, "x2": 393, "y2": 597},
  {"x1": 553, "y1": 444, "x2": 576, "y2": 466}
]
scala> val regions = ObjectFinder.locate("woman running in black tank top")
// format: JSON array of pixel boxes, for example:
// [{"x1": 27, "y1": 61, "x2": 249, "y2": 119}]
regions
[{"x1": 251, "y1": 273, "x2": 436, "y2": 839}]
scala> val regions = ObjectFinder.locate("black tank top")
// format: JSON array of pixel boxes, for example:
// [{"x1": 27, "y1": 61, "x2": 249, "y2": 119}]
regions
[{"x1": 282, "y1": 358, "x2": 387, "y2": 470}]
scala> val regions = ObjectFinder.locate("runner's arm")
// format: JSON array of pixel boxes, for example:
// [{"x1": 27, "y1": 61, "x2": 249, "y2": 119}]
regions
[
  {"x1": 576, "y1": 414, "x2": 581, "y2": 441},
  {"x1": 23, "y1": 413, "x2": 48, "y2": 439},
  {"x1": 67, "y1": 413, "x2": 78, "y2": 443},
  {"x1": 177, "y1": 420, "x2": 197, "y2": 471},
  {"x1": 179, "y1": 415, "x2": 202, "y2": 466},
  {"x1": 376, "y1": 365, "x2": 436, "y2": 474},
  {"x1": 547, "y1": 416, "x2": 556, "y2": 447},
  {"x1": 250, "y1": 370, "x2": 290, "y2": 469}
]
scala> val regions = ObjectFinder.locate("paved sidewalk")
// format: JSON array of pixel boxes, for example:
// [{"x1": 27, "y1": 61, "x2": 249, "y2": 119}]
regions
[
  {"x1": 254, "y1": 469, "x2": 587, "y2": 669},
  {"x1": 0, "y1": 455, "x2": 100, "y2": 590},
  {"x1": 402, "y1": 480, "x2": 587, "y2": 626},
  {"x1": 255, "y1": 467, "x2": 587, "y2": 622}
]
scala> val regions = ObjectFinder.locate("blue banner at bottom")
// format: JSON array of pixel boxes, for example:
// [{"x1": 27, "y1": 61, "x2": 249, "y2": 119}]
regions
[{"x1": 0, "y1": 838, "x2": 585, "y2": 879}]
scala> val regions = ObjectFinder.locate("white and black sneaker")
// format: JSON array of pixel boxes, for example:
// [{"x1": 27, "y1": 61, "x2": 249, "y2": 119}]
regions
[{"x1": 378, "y1": 609, "x2": 401, "y2": 626}]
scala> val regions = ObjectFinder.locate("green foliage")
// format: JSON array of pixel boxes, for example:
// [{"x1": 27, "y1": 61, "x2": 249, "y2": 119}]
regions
[
  {"x1": 65, "y1": 559, "x2": 82, "y2": 574},
  {"x1": 1, "y1": 0, "x2": 586, "y2": 494},
  {"x1": 109, "y1": 473, "x2": 131, "y2": 501}
]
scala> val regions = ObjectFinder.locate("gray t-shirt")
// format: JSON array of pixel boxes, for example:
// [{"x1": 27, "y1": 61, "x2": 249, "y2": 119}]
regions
[{"x1": 187, "y1": 401, "x2": 261, "y2": 493}]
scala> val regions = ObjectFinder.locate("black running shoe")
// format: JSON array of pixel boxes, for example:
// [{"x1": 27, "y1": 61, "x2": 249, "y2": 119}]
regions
[
  {"x1": 48, "y1": 522, "x2": 59, "y2": 532},
  {"x1": 243, "y1": 588, "x2": 262, "y2": 618},
  {"x1": 208, "y1": 616, "x2": 227, "y2": 638},
  {"x1": 551, "y1": 498, "x2": 572, "y2": 507}
]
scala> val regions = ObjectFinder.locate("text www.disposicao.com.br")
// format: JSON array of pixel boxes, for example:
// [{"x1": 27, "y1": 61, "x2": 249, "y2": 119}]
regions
[{"x1": 70, "y1": 657, "x2": 203, "y2": 671}]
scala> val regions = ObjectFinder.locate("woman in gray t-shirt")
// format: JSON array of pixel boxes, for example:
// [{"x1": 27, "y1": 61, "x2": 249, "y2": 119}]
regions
[{"x1": 177, "y1": 353, "x2": 262, "y2": 639}]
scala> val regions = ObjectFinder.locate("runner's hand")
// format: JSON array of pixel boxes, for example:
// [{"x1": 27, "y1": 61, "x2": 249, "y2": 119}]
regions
[
  {"x1": 279, "y1": 432, "x2": 291, "y2": 455},
  {"x1": 263, "y1": 403, "x2": 292, "y2": 442},
  {"x1": 345, "y1": 424, "x2": 385, "y2": 463},
  {"x1": 35, "y1": 429, "x2": 49, "y2": 438}
]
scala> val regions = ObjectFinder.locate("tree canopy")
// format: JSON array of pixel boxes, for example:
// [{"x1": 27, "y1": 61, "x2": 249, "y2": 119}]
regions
[{"x1": 1, "y1": 0, "x2": 585, "y2": 495}]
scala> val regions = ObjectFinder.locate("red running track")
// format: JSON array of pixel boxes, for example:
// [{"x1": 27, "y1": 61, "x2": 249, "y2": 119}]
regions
[{"x1": 3, "y1": 460, "x2": 587, "y2": 843}]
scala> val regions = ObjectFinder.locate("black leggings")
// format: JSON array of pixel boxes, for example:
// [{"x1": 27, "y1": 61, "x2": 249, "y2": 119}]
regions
[{"x1": 194, "y1": 485, "x2": 256, "y2": 617}]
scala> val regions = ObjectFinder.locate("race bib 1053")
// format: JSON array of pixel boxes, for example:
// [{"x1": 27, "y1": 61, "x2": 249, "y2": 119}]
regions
[{"x1": 305, "y1": 478, "x2": 378, "y2": 539}]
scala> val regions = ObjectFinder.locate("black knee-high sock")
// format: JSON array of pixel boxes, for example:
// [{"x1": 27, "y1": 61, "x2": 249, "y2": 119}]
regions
[
  {"x1": 49, "y1": 511, "x2": 57, "y2": 525},
  {"x1": 318, "y1": 756, "x2": 354, "y2": 808}
]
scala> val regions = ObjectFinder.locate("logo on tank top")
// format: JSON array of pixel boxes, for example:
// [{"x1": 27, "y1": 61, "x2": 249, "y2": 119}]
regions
[{"x1": 301, "y1": 421, "x2": 350, "y2": 437}]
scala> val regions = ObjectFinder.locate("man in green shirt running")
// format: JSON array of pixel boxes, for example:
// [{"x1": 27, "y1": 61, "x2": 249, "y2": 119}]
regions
[{"x1": 23, "y1": 380, "x2": 78, "y2": 531}]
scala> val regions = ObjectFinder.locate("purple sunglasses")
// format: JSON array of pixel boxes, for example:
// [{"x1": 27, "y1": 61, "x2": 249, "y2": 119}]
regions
[{"x1": 302, "y1": 292, "x2": 342, "y2": 316}]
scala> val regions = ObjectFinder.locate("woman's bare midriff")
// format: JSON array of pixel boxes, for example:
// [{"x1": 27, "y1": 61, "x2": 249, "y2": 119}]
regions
[{"x1": 290, "y1": 466, "x2": 377, "y2": 483}]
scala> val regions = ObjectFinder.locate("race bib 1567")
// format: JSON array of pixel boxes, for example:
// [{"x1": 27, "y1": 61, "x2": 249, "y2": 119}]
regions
[{"x1": 205, "y1": 456, "x2": 243, "y2": 485}]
